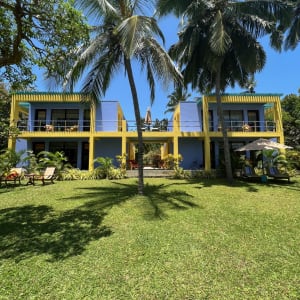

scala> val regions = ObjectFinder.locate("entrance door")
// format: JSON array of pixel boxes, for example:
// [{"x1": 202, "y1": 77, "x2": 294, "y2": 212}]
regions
[
  {"x1": 35, "y1": 109, "x2": 46, "y2": 131},
  {"x1": 248, "y1": 110, "x2": 259, "y2": 132},
  {"x1": 81, "y1": 142, "x2": 89, "y2": 170}
]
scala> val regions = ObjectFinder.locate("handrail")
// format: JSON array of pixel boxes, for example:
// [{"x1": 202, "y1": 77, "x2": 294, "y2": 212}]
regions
[{"x1": 16, "y1": 119, "x2": 277, "y2": 133}]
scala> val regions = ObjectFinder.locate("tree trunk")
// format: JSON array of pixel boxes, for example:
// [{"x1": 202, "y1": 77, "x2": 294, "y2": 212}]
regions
[
  {"x1": 215, "y1": 64, "x2": 233, "y2": 184},
  {"x1": 124, "y1": 57, "x2": 144, "y2": 194}
]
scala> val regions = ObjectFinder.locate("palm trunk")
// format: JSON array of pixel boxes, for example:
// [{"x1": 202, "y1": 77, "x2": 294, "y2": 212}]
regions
[
  {"x1": 124, "y1": 57, "x2": 144, "y2": 194},
  {"x1": 215, "y1": 64, "x2": 233, "y2": 184}
]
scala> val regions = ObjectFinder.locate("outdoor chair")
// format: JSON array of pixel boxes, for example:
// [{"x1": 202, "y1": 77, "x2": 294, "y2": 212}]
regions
[
  {"x1": 45, "y1": 124, "x2": 54, "y2": 132},
  {"x1": 242, "y1": 166, "x2": 261, "y2": 180},
  {"x1": 68, "y1": 125, "x2": 78, "y2": 132},
  {"x1": 129, "y1": 160, "x2": 138, "y2": 170},
  {"x1": 29, "y1": 167, "x2": 56, "y2": 185},
  {"x1": 0, "y1": 168, "x2": 23, "y2": 187},
  {"x1": 267, "y1": 166, "x2": 290, "y2": 183}
]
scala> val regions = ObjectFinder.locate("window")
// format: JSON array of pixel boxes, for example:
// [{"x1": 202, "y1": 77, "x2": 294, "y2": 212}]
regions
[
  {"x1": 51, "y1": 109, "x2": 79, "y2": 130},
  {"x1": 49, "y1": 142, "x2": 78, "y2": 167},
  {"x1": 83, "y1": 109, "x2": 90, "y2": 131},
  {"x1": 223, "y1": 110, "x2": 243, "y2": 131}
]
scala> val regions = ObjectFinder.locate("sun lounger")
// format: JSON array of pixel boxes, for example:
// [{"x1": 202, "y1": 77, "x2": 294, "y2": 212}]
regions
[
  {"x1": 267, "y1": 166, "x2": 290, "y2": 183},
  {"x1": 242, "y1": 166, "x2": 261, "y2": 180},
  {"x1": 27, "y1": 167, "x2": 56, "y2": 185},
  {"x1": 0, "y1": 168, "x2": 23, "y2": 186}
]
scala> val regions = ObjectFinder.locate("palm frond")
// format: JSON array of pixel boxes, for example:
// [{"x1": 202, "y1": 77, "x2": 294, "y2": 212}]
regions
[
  {"x1": 75, "y1": 0, "x2": 117, "y2": 19},
  {"x1": 117, "y1": 15, "x2": 164, "y2": 57},
  {"x1": 209, "y1": 11, "x2": 232, "y2": 55}
]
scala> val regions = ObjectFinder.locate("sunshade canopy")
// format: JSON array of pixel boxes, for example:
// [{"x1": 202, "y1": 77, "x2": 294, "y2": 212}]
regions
[{"x1": 234, "y1": 138, "x2": 292, "y2": 152}]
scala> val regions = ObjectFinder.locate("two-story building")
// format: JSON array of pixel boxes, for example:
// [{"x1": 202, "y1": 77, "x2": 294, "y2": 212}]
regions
[{"x1": 8, "y1": 92, "x2": 284, "y2": 171}]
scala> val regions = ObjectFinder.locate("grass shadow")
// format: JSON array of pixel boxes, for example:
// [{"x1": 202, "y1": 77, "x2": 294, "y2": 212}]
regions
[
  {"x1": 0, "y1": 205, "x2": 111, "y2": 262},
  {"x1": 64, "y1": 181, "x2": 200, "y2": 221}
]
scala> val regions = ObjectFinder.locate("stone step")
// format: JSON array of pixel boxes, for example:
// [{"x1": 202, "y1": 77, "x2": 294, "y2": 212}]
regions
[{"x1": 126, "y1": 169, "x2": 175, "y2": 178}]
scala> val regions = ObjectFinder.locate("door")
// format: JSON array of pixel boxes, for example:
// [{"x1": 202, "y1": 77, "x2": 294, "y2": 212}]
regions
[
  {"x1": 34, "y1": 109, "x2": 46, "y2": 131},
  {"x1": 247, "y1": 110, "x2": 259, "y2": 132},
  {"x1": 81, "y1": 142, "x2": 89, "y2": 170}
]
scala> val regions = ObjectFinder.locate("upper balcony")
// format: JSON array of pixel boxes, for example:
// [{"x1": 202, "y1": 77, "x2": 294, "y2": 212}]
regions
[{"x1": 16, "y1": 119, "x2": 278, "y2": 136}]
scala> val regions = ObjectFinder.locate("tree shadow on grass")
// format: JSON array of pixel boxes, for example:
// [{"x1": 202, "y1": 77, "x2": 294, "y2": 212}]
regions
[
  {"x1": 0, "y1": 181, "x2": 200, "y2": 262},
  {"x1": 0, "y1": 205, "x2": 111, "y2": 262},
  {"x1": 68, "y1": 181, "x2": 200, "y2": 221}
]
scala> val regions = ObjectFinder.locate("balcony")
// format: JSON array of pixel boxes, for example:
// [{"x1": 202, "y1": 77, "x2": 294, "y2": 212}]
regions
[
  {"x1": 17, "y1": 119, "x2": 90, "y2": 132},
  {"x1": 16, "y1": 119, "x2": 277, "y2": 134},
  {"x1": 213, "y1": 120, "x2": 276, "y2": 132}
]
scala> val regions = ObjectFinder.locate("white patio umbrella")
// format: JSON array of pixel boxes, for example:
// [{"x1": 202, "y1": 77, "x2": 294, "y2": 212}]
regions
[
  {"x1": 144, "y1": 107, "x2": 152, "y2": 125},
  {"x1": 234, "y1": 138, "x2": 292, "y2": 152},
  {"x1": 234, "y1": 138, "x2": 292, "y2": 174}
]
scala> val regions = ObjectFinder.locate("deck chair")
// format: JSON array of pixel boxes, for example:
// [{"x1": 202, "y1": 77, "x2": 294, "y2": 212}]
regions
[
  {"x1": 33, "y1": 167, "x2": 56, "y2": 185},
  {"x1": 267, "y1": 166, "x2": 290, "y2": 183},
  {"x1": 0, "y1": 168, "x2": 23, "y2": 187},
  {"x1": 242, "y1": 166, "x2": 261, "y2": 180}
]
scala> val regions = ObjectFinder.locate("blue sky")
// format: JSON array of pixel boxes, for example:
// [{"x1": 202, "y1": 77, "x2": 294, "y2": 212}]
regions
[{"x1": 36, "y1": 15, "x2": 300, "y2": 122}]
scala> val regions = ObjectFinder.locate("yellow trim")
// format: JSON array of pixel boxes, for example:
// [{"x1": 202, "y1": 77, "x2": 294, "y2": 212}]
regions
[{"x1": 89, "y1": 137, "x2": 95, "y2": 170}]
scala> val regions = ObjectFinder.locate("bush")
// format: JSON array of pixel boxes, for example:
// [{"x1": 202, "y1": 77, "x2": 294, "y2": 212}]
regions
[{"x1": 286, "y1": 149, "x2": 300, "y2": 170}]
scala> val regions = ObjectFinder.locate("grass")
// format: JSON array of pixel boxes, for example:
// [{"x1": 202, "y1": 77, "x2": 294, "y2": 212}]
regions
[{"x1": 0, "y1": 177, "x2": 300, "y2": 299}]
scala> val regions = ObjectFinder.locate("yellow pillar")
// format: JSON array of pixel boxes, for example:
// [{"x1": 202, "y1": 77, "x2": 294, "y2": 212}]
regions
[
  {"x1": 129, "y1": 143, "x2": 136, "y2": 160},
  {"x1": 88, "y1": 101, "x2": 96, "y2": 170},
  {"x1": 89, "y1": 137, "x2": 95, "y2": 171},
  {"x1": 274, "y1": 98, "x2": 285, "y2": 144},
  {"x1": 204, "y1": 137, "x2": 211, "y2": 171},
  {"x1": 121, "y1": 136, "x2": 127, "y2": 159},
  {"x1": 173, "y1": 135, "x2": 178, "y2": 157},
  {"x1": 90, "y1": 102, "x2": 96, "y2": 133}
]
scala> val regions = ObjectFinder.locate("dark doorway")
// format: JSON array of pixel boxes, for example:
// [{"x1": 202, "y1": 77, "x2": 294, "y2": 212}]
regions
[
  {"x1": 81, "y1": 142, "x2": 89, "y2": 170},
  {"x1": 34, "y1": 109, "x2": 46, "y2": 131},
  {"x1": 49, "y1": 142, "x2": 78, "y2": 167},
  {"x1": 248, "y1": 110, "x2": 259, "y2": 132},
  {"x1": 32, "y1": 142, "x2": 45, "y2": 154}
]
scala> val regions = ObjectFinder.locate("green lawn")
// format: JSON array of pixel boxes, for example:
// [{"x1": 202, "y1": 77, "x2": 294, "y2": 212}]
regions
[{"x1": 0, "y1": 177, "x2": 299, "y2": 299}]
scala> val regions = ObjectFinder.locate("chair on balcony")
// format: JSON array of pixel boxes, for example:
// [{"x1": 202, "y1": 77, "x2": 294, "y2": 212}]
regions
[
  {"x1": 67, "y1": 125, "x2": 79, "y2": 132},
  {"x1": 45, "y1": 124, "x2": 54, "y2": 132},
  {"x1": 267, "y1": 166, "x2": 290, "y2": 183}
]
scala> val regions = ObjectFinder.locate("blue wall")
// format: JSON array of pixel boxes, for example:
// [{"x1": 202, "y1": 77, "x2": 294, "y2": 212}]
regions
[
  {"x1": 95, "y1": 101, "x2": 119, "y2": 131},
  {"x1": 94, "y1": 138, "x2": 122, "y2": 166},
  {"x1": 180, "y1": 102, "x2": 202, "y2": 132},
  {"x1": 178, "y1": 138, "x2": 203, "y2": 169}
]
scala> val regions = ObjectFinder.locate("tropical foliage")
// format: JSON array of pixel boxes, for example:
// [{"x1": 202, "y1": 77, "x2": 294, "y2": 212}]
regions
[
  {"x1": 56, "y1": 0, "x2": 182, "y2": 194},
  {"x1": 281, "y1": 92, "x2": 300, "y2": 148},
  {"x1": 0, "y1": 149, "x2": 25, "y2": 176},
  {"x1": 156, "y1": 0, "x2": 294, "y2": 183},
  {"x1": 0, "y1": 0, "x2": 89, "y2": 87},
  {"x1": 165, "y1": 85, "x2": 191, "y2": 114}
]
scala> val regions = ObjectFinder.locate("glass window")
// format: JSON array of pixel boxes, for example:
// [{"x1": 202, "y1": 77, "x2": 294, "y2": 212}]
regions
[{"x1": 51, "y1": 109, "x2": 79, "y2": 130}]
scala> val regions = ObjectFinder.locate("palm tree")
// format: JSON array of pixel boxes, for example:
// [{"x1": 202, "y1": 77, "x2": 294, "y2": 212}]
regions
[
  {"x1": 284, "y1": 1, "x2": 300, "y2": 49},
  {"x1": 57, "y1": 0, "x2": 182, "y2": 194},
  {"x1": 165, "y1": 85, "x2": 191, "y2": 114},
  {"x1": 157, "y1": 0, "x2": 292, "y2": 183}
]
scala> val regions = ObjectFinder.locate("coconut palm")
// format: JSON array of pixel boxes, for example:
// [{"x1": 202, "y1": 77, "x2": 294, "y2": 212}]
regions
[
  {"x1": 58, "y1": 0, "x2": 182, "y2": 194},
  {"x1": 284, "y1": 1, "x2": 300, "y2": 49},
  {"x1": 157, "y1": 0, "x2": 292, "y2": 183},
  {"x1": 165, "y1": 85, "x2": 191, "y2": 114}
]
